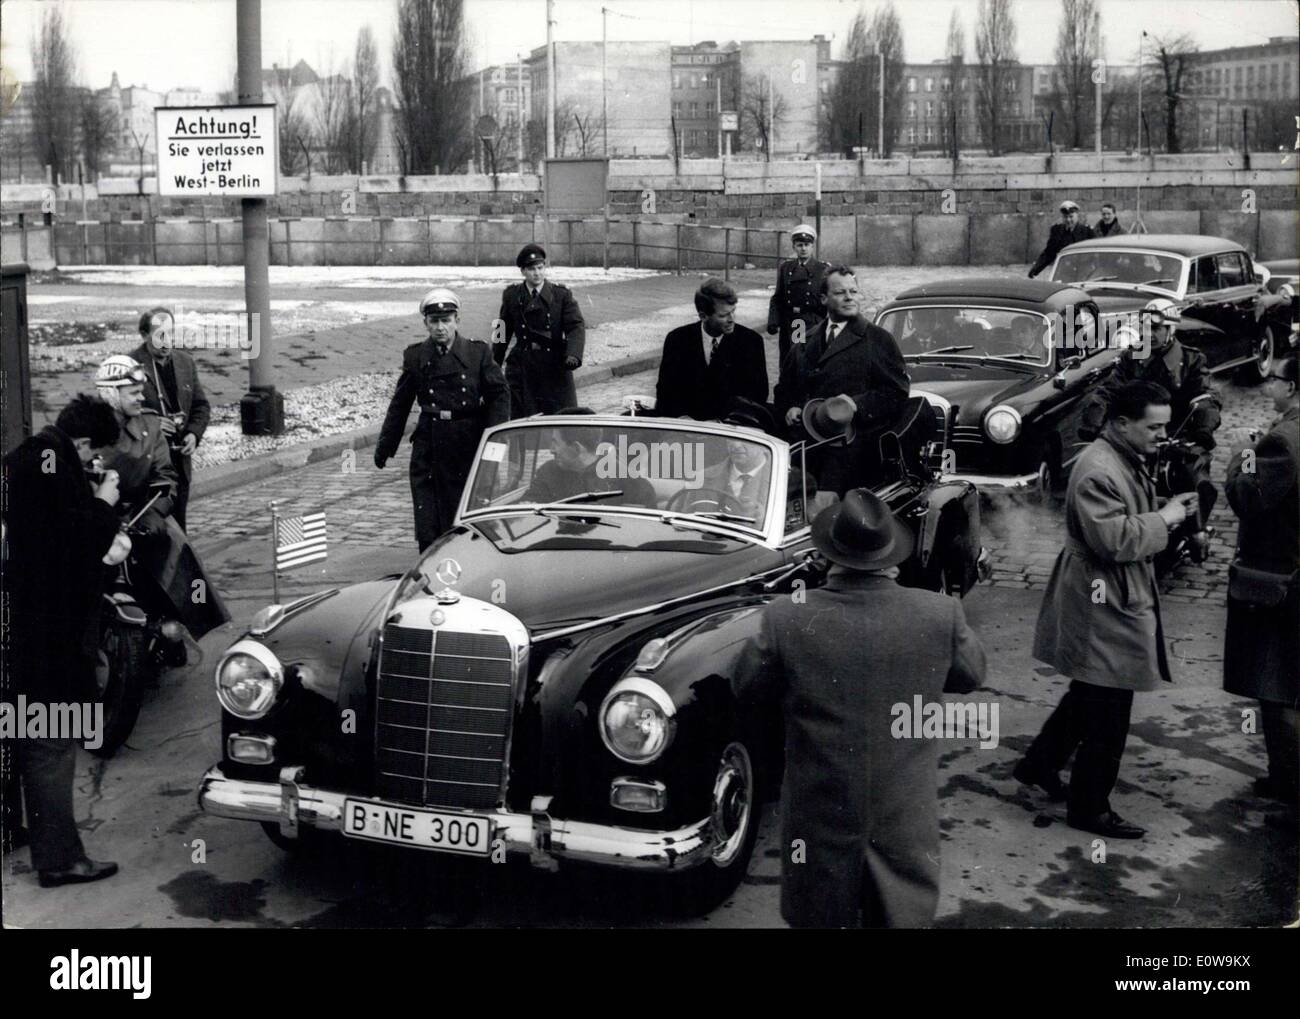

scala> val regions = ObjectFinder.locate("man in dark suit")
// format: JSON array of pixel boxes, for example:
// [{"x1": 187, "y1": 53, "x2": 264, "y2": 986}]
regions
[
  {"x1": 733, "y1": 488, "x2": 986, "y2": 927},
  {"x1": 2, "y1": 395, "x2": 124, "y2": 886},
  {"x1": 493, "y1": 244, "x2": 586, "y2": 418},
  {"x1": 774, "y1": 265, "x2": 910, "y2": 494},
  {"x1": 1223, "y1": 355, "x2": 1299, "y2": 811},
  {"x1": 131, "y1": 306, "x2": 211, "y2": 530},
  {"x1": 767, "y1": 225, "x2": 831, "y2": 365},
  {"x1": 376, "y1": 288, "x2": 511, "y2": 550},
  {"x1": 1094, "y1": 202, "x2": 1123, "y2": 237},
  {"x1": 655, "y1": 277, "x2": 768, "y2": 421},
  {"x1": 1028, "y1": 199, "x2": 1094, "y2": 278}
]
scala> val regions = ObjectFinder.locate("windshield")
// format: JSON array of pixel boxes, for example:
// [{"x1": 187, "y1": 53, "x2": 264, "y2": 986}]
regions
[
  {"x1": 1050, "y1": 250, "x2": 1183, "y2": 293},
  {"x1": 463, "y1": 422, "x2": 777, "y2": 532},
  {"x1": 876, "y1": 306, "x2": 1053, "y2": 365}
]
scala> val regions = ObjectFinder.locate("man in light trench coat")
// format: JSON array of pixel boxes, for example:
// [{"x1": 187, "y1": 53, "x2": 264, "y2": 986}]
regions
[{"x1": 1015, "y1": 381, "x2": 1199, "y2": 840}]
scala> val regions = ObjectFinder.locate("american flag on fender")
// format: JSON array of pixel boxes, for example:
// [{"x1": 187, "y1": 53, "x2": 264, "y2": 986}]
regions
[{"x1": 274, "y1": 511, "x2": 327, "y2": 571}]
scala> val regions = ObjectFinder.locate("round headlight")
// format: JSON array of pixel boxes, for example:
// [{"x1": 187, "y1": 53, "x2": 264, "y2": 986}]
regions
[
  {"x1": 984, "y1": 405, "x2": 1022, "y2": 445},
  {"x1": 216, "y1": 641, "x2": 283, "y2": 719},
  {"x1": 600, "y1": 679, "x2": 676, "y2": 764}
]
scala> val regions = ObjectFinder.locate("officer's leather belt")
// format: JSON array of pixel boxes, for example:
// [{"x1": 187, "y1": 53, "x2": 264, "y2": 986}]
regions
[{"x1": 418, "y1": 408, "x2": 478, "y2": 422}]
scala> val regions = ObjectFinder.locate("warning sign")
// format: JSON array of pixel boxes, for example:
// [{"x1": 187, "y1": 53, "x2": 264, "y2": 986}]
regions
[{"x1": 155, "y1": 104, "x2": 278, "y2": 197}]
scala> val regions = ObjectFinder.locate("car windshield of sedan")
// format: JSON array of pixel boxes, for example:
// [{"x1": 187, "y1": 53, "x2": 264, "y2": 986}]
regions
[
  {"x1": 1050, "y1": 250, "x2": 1183, "y2": 293},
  {"x1": 463, "y1": 421, "x2": 778, "y2": 532},
  {"x1": 877, "y1": 306, "x2": 1054, "y2": 365}
]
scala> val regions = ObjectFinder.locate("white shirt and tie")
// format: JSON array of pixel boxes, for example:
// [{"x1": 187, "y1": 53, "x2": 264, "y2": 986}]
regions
[{"x1": 701, "y1": 323, "x2": 721, "y2": 365}]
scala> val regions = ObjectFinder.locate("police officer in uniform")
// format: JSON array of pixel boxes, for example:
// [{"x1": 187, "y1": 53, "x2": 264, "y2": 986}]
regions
[
  {"x1": 376, "y1": 288, "x2": 510, "y2": 551},
  {"x1": 767, "y1": 225, "x2": 831, "y2": 366},
  {"x1": 493, "y1": 244, "x2": 586, "y2": 418}
]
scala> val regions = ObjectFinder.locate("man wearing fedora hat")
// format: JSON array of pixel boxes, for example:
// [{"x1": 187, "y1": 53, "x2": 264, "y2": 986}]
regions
[
  {"x1": 376, "y1": 287, "x2": 510, "y2": 550},
  {"x1": 733, "y1": 489, "x2": 986, "y2": 928},
  {"x1": 493, "y1": 244, "x2": 586, "y2": 418},
  {"x1": 767, "y1": 225, "x2": 831, "y2": 366},
  {"x1": 774, "y1": 265, "x2": 910, "y2": 495},
  {"x1": 1028, "y1": 200, "x2": 1094, "y2": 278}
]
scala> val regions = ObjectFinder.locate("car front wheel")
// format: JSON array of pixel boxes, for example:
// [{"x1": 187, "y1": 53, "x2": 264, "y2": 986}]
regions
[
  {"x1": 1236, "y1": 326, "x2": 1274, "y2": 385},
  {"x1": 665, "y1": 739, "x2": 761, "y2": 915}
]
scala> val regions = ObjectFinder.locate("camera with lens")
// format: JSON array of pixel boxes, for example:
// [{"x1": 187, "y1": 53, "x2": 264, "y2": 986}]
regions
[
  {"x1": 86, "y1": 455, "x2": 108, "y2": 486},
  {"x1": 161, "y1": 411, "x2": 189, "y2": 450}
]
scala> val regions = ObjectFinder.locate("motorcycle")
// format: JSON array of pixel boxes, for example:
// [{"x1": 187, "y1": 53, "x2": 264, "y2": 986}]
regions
[
  {"x1": 90, "y1": 485, "x2": 192, "y2": 758},
  {"x1": 1151, "y1": 394, "x2": 1220, "y2": 583}
]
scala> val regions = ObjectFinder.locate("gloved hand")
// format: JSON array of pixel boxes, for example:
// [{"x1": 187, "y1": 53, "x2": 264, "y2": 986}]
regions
[
  {"x1": 563, "y1": 355, "x2": 581, "y2": 370},
  {"x1": 374, "y1": 449, "x2": 388, "y2": 470},
  {"x1": 134, "y1": 508, "x2": 168, "y2": 539}
]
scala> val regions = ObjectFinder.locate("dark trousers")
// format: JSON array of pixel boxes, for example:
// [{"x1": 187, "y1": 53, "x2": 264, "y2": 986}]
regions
[
  {"x1": 1023, "y1": 680, "x2": 1135, "y2": 817},
  {"x1": 16, "y1": 737, "x2": 84, "y2": 871},
  {"x1": 170, "y1": 448, "x2": 192, "y2": 531},
  {"x1": 1260, "y1": 701, "x2": 1299, "y2": 797}
]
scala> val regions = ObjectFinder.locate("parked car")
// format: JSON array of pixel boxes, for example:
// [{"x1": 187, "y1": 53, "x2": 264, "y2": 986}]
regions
[
  {"x1": 1257, "y1": 258, "x2": 1298, "y2": 348},
  {"x1": 197, "y1": 413, "x2": 988, "y2": 912},
  {"x1": 875, "y1": 278, "x2": 1114, "y2": 498},
  {"x1": 1044, "y1": 234, "x2": 1288, "y2": 382}
]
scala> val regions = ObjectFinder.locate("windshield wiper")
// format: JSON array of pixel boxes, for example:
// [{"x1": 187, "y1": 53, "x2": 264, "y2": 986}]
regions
[
  {"x1": 533, "y1": 490, "x2": 625, "y2": 513},
  {"x1": 917, "y1": 345, "x2": 974, "y2": 356},
  {"x1": 1085, "y1": 274, "x2": 1118, "y2": 282},
  {"x1": 998, "y1": 352, "x2": 1045, "y2": 362},
  {"x1": 689, "y1": 509, "x2": 757, "y2": 524},
  {"x1": 1140, "y1": 278, "x2": 1175, "y2": 287}
]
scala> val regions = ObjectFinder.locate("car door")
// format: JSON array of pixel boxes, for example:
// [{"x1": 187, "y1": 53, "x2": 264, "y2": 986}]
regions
[
  {"x1": 1181, "y1": 252, "x2": 1252, "y2": 370},
  {"x1": 1047, "y1": 308, "x2": 1115, "y2": 471},
  {"x1": 1211, "y1": 251, "x2": 1261, "y2": 364}
]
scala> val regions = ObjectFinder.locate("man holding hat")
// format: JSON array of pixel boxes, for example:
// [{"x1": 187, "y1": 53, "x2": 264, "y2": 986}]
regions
[
  {"x1": 1028, "y1": 200, "x2": 1094, "y2": 278},
  {"x1": 376, "y1": 287, "x2": 510, "y2": 550},
  {"x1": 493, "y1": 244, "x2": 586, "y2": 418},
  {"x1": 732, "y1": 488, "x2": 986, "y2": 927},
  {"x1": 767, "y1": 226, "x2": 831, "y2": 365}
]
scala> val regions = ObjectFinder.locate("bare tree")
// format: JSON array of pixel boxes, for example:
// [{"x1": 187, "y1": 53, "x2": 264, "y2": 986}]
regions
[
  {"x1": 739, "y1": 73, "x2": 788, "y2": 161},
  {"x1": 974, "y1": 0, "x2": 1018, "y2": 155},
  {"x1": 79, "y1": 92, "x2": 116, "y2": 179},
  {"x1": 824, "y1": 10, "x2": 875, "y2": 156},
  {"x1": 1051, "y1": 0, "x2": 1100, "y2": 149},
  {"x1": 871, "y1": 2, "x2": 906, "y2": 158},
  {"x1": 350, "y1": 26, "x2": 380, "y2": 172},
  {"x1": 392, "y1": 0, "x2": 472, "y2": 174},
  {"x1": 1146, "y1": 33, "x2": 1197, "y2": 153},
  {"x1": 314, "y1": 54, "x2": 353, "y2": 174},
  {"x1": 30, "y1": 5, "x2": 80, "y2": 182},
  {"x1": 266, "y1": 65, "x2": 314, "y2": 175},
  {"x1": 943, "y1": 8, "x2": 966, "y2": 158}
]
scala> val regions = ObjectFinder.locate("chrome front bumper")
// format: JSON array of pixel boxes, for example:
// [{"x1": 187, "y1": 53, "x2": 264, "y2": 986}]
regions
[
  {"x1": 940, "y1": 471, "x2": 1040, "y2": 491},
  {"x1": 197, "y1": 765, "x2": 717, "y2": 872}
]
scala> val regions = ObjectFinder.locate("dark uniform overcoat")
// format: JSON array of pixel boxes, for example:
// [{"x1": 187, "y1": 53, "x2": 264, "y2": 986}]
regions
[
  {"x1": 377, "y1": 334, "x2": 510, "y2": 550},
  {"x1": 767, "y1": 257, "x2": 831, "y2": 363},
  {"x1": 1028, "y1": 221, "x2": 1094, "y2": 277},
  {"x1": 1223, "y1": 405, "x2": 1299, "y2": 706},
  {"x1": 493, "y1": 280, "x2": 585, "y2": 417},
  {"x1": 732, "y1": 572, "x2": 985, "y2": 927}
]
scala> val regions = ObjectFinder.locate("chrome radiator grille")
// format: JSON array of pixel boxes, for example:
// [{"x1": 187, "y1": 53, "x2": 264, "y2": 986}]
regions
[{"x1": 375, "y1": 623, "x2": 514, "y2": 809}]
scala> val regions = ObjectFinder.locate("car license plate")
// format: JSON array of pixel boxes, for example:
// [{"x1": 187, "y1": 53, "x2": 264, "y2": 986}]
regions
[{"x1": 342, "y1": 798, "x2": 492, "y2": 856}]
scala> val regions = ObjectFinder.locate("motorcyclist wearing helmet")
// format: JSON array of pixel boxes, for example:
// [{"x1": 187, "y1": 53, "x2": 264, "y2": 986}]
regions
[
  {"x1": 1080, "y1": 299, "x2": 1222, "y2": 448},
  {"x1": 93, "y1": 354, "x2": 178, "y2": 543}
]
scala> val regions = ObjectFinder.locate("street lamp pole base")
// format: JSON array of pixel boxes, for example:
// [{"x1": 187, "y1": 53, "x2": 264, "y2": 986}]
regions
[{"x1": 240, "y1": 386, "x2": 285, "y2": 436}]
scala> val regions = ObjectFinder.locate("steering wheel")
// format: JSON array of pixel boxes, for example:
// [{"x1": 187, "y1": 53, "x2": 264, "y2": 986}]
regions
[{"x1": 666, "y1": 487, "x2": 748, "y2": 516}]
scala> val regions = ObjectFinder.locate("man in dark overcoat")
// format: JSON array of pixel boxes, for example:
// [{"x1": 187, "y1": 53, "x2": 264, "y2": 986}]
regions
[
  {"x1": 493, "y1": 244, "x2": 586, "y2": 417},
  {"x1": 774, "y1": 265, "x2": 910, "y2": 494},
  {"x1": 131, "y1": 305, "x2": 211, "y2": 530},
  {"x1": 2, "y1": 395, "x2": 124, "y2": 886},
  {"x1": 376, "y1": 287, "x2": 510, "y2": 550},
  {"x1": 655, "y1": 277, "x2": 768, "y2": 420},
  {"x1": 1016, "y1": 381, "x2": 1199, "y2": 838},
  {"x1": 732, "y1": 488, "x2": 986, "y2": 927},
  {"x1": 1222, "y1": 355, "x2": 1299, "y2": 807},
  {"x1": 766, "y1": 225, "x2": 831, "y2": 365},
  {"x1": 1028, "y1": 199, "x2": 1094, "y2": 278}
]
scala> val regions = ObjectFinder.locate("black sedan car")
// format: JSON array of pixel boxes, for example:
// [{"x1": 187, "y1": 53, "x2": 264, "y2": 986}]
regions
[
  {"x1": 876, "y1": 278, "x2": 1113, "y2": 498},
  {"x1": 198, "y1": 414, "x2": 987, "y2": 912},
  {"x1": 1044, "y1": 234, "x2": 1289, "y2": 381},
  {"x1": 1258, "y1": 258, "x2": 1298, "y2": 348}
]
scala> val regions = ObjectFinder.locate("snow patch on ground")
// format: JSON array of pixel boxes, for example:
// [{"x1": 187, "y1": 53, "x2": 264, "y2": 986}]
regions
[{"x1": 52, "y1": 265, "x2": 667, "y2": 289}]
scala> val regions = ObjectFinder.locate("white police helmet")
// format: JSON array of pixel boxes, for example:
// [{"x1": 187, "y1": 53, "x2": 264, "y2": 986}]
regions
[
  {"x1": 95, "y1": 354, "x2": 148, "y2": 388},
  {"x1": 419, "y1": 288, "x2": 460, "y2": 315}
]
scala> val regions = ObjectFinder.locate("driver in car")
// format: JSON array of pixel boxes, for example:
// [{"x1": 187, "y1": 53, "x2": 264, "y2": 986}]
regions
[
  {"x1": 1010, "y1": 315, "x2": 1046, "y2": 358},
  {"x1": 905, "y1": 308, "x2": 947, "y2": 350},
  {"x1": 524, "y1": 424, "x2": 655, "y2": 507}
]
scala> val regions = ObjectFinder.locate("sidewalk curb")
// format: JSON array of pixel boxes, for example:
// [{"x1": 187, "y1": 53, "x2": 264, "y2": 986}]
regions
[{"x1": 190, "y1": 351, "x2": 662, "y2": 500}]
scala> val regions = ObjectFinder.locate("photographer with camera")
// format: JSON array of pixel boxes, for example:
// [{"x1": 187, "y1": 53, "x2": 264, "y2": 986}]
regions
[
  {"x1": 131, "y1": 306, "x2": 210, "y2": 530},
  {"x1": 2, "y1": 395, "x2": 123, "y2": 886}
]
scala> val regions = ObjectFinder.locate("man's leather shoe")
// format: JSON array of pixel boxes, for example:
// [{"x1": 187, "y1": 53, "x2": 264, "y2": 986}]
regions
[
  {"x1": 38, "y1": 857, "x2": 119, "y2": 888},
  {"x1": 1067, "y1": 811, "x2": 1146, "y2": 840},
  {"x1": 1013, "y1": 760, "x2": 1068, "y2": 802}
]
